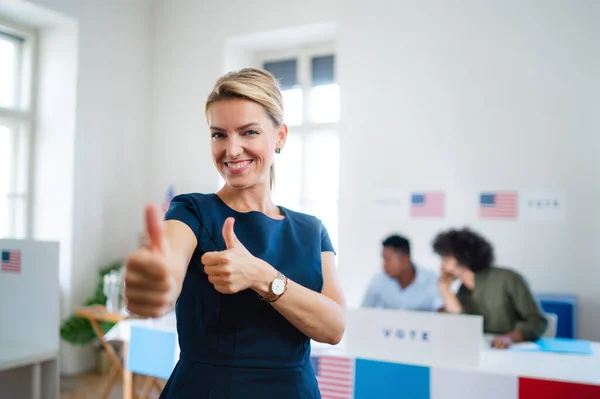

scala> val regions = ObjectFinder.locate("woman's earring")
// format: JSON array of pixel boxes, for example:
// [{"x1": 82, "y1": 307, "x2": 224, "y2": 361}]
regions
[{"x1": 275, "y1": 148, "x2": 281, "y2": 154}]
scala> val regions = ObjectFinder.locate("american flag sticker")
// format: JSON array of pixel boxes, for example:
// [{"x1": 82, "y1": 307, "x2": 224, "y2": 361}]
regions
[
  {"x1": 163, "y1": 185, "x2": 175, "y2": 214},
  {"x1": 479, "y1": 192, "x2": 518, "y2": 219},
  {"x1": 1, "y1": 249, "x2": 22, "y2": 274},
  {"x1": 410, "y1": 191, "x2": 445, "y2": 218},
  {"x1": 312, "y1": 355, "x2": 355, "y2": 399}
]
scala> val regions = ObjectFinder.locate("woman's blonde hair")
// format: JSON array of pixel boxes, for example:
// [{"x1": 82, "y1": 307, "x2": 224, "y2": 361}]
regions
[{"x1": 205, "y1": 68, "x2": 284, "y2": 189}]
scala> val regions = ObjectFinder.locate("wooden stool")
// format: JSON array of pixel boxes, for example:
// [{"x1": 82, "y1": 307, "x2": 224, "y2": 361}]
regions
[
  {"x1": 75, "y1": 305, "x2": 126, "y2": 399},
  {"x1": 76, "y1": 305, "x2": 165, "y2": 399}
]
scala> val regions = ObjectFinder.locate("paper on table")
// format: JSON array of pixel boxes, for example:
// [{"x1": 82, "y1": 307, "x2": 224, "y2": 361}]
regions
[
  {"x1": 508, "y1": 342, "x2": 541, "y2": 352},
  {"x1": 536, "y1": 338, "x2": 593, "y2": 355}
]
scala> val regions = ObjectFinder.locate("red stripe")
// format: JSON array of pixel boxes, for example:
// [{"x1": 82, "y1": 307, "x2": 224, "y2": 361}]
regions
[
  {"x1": 317, "y1": 356, "x2": 354, "y2": 399},
  {"x1": 318, "y1": 384, "x2": 353, "y2": 392},
  {"x1": 319, "y1": 366, "x2": 353, "y2": 373},
  {"x1": 319, "y1": 356, "x2": 354, "y2": 364},
  {"x1": 317, "y1": 377, "x2": 353, "y2": 387},
  {"x1": 320, "y1": 369, "x2": 353, "y2": 375},
  {"x1": 319, "y1": 387, "x2": 353, "y2": 399},
  {"x1": 519, "y1": 377, "x2": 600, "y2": 399}
]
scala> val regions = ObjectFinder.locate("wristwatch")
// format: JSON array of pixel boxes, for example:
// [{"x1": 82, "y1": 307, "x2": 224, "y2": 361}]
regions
[{"x1": 260, "y1": 271, "x2": 288, "y2": 303}]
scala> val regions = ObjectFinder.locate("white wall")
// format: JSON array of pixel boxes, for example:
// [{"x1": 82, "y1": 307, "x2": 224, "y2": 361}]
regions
[
  {"x1": 151, "y1": 0, "x2": 600, "y2": 340},
  {"x1": 338, "y1": 0, "x2": 600, "y2": 341},
  {"x1": 2, "y1": 0, "x2": 152, "y2": 374},
  {"x1": 149, "y1": 0, "x2": 340, "y2": 198},
  {"x1": 4, "y1": 0, "x2": 598, "y2": 377}
]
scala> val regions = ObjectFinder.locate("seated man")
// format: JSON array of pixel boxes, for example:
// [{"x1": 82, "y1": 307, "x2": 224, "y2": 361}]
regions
[
  {"x1": 362, "y1": 235, "x2": 442, "y2": 312},
  {"x1": 432, "y1": 228, "x2": 548, "y2": 349}
]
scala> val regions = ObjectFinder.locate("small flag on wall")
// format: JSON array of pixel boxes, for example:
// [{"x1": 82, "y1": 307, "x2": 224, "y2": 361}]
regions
[
  {"x1": 312, "y1": 356, "x2": 355, "y2": 399},
  {"x1": 410, "y1": 191, "x2": 445, "y2": 218},
  {"x1": 1, "y1": 249, "x2": 22, "y2": 274},
  {"x1": 163, "y1": 185, "x2": 175, "y2": 214},
  {"x1": 479, "y1": 191, "x2": 518, "y2": 220}
]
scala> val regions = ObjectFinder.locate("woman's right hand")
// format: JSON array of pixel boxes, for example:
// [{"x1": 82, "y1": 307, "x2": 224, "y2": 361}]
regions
[
  {"x1": 124, "y1": 204, "x2": 178, "y2": 318},
  {"x1": 438, "y1": 271, "x2": 455, "y2": 291}
]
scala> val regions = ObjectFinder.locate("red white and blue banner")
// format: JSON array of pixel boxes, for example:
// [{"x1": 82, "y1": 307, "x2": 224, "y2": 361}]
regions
[{"x1": 317, "y1": 355, "x2": 600, "y2": 399}]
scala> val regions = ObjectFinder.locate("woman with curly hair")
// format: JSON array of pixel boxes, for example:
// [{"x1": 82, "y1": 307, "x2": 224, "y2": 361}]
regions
[{"x1": 432, "y1": 228, "x2": 547, "y2": 349}]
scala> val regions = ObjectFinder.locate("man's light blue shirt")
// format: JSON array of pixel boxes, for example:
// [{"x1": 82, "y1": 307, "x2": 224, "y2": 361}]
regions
[{"x1": 361, "y1": 265, "x2": 443, "y2": 311}]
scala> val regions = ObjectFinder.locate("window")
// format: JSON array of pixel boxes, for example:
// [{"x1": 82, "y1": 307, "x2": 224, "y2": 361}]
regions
[
  {"x1": 261, "y1": 46, "x2": 340, "y2": 254},
  {"x1": 0, "y1": 22, "x2": 36, "y2": 239}
]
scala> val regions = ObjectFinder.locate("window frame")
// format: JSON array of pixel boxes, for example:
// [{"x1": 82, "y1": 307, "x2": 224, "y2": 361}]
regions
[
  {"x1": 0, "y1": 17, "x2": 38, "y2": 239},
  {"x1": 254, "y1": 42, "x2": 337, "y2": 133},
  {"x1": 254, "y1": 43, "x2": 340, "y2": 253}
]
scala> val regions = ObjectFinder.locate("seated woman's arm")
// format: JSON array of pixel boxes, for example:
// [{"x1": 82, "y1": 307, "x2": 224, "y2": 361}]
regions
[
  {"x1": 438, "y1": 273, "x2": 463, "y2": 313},
  {"x1": 506, "y1": 273, "x2": 548, "y2": 342}
]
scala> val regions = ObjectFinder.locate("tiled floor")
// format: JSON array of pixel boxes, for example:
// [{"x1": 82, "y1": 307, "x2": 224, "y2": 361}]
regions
[{"x1": 60, "y1": 372, "x2": 165, "y2": 399}]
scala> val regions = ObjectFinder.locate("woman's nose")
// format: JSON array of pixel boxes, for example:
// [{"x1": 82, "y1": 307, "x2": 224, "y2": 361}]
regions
[{"x1": 225, "y1": 137, "x2": 243, "y2": 158}]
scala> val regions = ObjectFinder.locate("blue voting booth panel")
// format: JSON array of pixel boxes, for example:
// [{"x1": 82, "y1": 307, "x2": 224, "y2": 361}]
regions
[
  {"x1": 127, "y1": 326, "x2": 177, "y2": 380},
  {"x1": 354, "y1": 358, "x2": 430, "y2": 399},
  {"x1": 536, "y1": 294, "x2": 577, "y2": 339}
]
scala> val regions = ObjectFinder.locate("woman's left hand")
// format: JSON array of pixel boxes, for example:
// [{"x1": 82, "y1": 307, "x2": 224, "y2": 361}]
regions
[
  {"x1": 491, "y1": 335, "x2": 514, "y2": 349},
  {"x1": 201, "y1": 217, "x2": 274, "y2": 294}
]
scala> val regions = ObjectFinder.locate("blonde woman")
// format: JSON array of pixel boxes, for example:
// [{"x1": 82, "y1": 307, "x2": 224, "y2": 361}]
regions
[{"x1": 124, "y1": 68, "x2": 346, "y2": 398}]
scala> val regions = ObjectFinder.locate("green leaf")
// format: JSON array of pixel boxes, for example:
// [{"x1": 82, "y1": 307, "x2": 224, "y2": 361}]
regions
[{"x1": 60, "y1": 316, "x2": 96, "y2": 345}]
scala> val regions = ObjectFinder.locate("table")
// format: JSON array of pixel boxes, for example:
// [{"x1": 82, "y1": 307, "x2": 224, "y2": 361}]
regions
[
  {"x1": 310, "y1": 340, "x2": 600, "y2": 399},
  {"x1": 77, "y1": 305, "x2": 164, "y2": 399},
  {"x1": 108, "y1": 313, "x2": 600, "y2": 399},
  {"x1": 75, "y1": 305, "x2": 127, "y2": 399}
]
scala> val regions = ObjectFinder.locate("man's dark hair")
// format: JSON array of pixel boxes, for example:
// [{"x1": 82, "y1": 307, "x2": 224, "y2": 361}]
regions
[
  {"x1": 382, "y1": 234, "x2": 410, "y2": 256},
  {"x1": 432, "y1": 228, "x2": 494, "y2": 272}
]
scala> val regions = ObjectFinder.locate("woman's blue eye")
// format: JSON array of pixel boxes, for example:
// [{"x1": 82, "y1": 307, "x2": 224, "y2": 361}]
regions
[
  {"x1": 245, "y1": 130, "x2": 259, "y2": 136},
  {"x1": 211, "y1": 132, "x2": 225, "y2": 139}
]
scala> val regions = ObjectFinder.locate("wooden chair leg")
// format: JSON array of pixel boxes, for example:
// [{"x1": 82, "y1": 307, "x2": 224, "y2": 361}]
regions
[
  {"x1": 152, "y1": 378, "x2": 163, "y2": 394},
  {"x1": 139, "y1": 377, "x2": 154, "y2": 398},
  {"x1": 100, "y1": 366, "x2": 120, "y2": 399},
  {"x1": 89, "y1": 319, "x2": 123, "y2": 373},
  {"x1": 123, "y1": 370, "x2": 135, "y2": 399}
]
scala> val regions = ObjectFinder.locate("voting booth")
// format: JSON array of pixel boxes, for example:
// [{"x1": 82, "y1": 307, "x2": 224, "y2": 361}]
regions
[
  {"x1": 0, "y1": 239, "x2": 60, "y2": 399},
  {"x1": 110, "y1": 307, "x2": 600, "y2": 399}
]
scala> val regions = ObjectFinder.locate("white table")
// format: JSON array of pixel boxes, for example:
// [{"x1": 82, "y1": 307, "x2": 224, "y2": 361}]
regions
[
  {"x1": 106, "y1": 317, "x2": 600, "y2": 399},
  {"x1": 312, "y1": 339, "x2": 600, "y2": 385}
]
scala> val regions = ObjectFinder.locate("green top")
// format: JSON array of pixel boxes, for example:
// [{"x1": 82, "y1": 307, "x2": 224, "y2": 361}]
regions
[{"x1": 457, "y1": 267, "x2": 548, "y2": 341}]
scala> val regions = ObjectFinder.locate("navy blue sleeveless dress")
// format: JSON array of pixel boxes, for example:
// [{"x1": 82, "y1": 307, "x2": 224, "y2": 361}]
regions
[{"x1": 159, "y1": 193, "x2": 334, "y2": 398}]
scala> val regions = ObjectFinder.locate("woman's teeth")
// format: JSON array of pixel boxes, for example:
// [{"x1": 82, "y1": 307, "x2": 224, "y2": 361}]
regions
[{"x1": 227, "y1": 161, "x2": 251, "y2": 169}]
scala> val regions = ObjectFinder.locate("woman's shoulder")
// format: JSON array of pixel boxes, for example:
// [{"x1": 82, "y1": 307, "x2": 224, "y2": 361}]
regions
[
  {"x1": 171, "y1": 192, "x2": 216, "y2": 205},
  {"x1": 488, "y1": 266, "x2": 529, "y2": 284},
  {"x1": 280, "y1": 206, "x2": 323, "y2": 228},
  {"x1": 166, "y1": 192, "x2": 222, "y2": 221}
]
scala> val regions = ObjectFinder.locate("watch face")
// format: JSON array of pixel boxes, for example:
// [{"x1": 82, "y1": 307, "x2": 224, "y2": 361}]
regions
[{"x1": 272, "y1": 278, "x2": 285, "y2": 295}]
